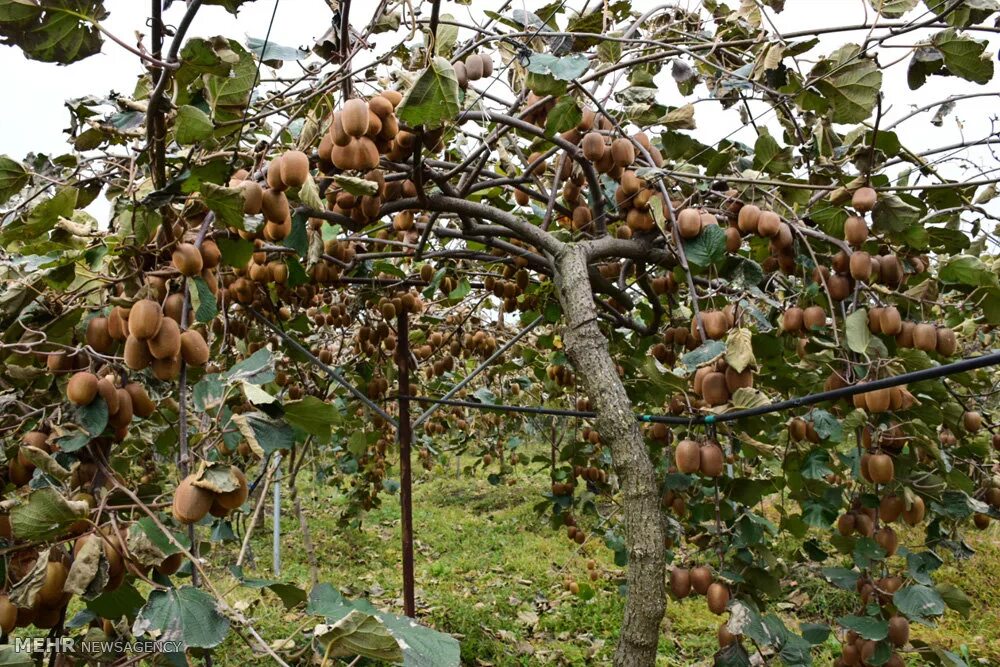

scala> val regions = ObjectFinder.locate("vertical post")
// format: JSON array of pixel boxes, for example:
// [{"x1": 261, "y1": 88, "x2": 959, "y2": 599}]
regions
[
  {"x1": 396, "y1": 309, "x2": 416, "y2": 617},
  {"x1": 273, "y1": 477, "x2": 281, "y2": 576}
]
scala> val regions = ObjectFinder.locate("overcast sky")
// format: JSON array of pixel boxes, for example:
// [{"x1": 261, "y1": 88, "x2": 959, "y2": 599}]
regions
[{"x1": 0, "y1": 0, "x2": 997, "y2": 212}]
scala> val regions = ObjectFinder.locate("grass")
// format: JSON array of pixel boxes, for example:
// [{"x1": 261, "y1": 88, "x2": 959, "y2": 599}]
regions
[{"x1": 198, "y1": 457, "x2": 1000, "y2": 666}]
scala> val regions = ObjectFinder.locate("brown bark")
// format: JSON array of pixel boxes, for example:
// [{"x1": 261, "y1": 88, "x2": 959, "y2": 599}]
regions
[{"x1": 553, "y1": 244, "x2": 666, "y2": 667}]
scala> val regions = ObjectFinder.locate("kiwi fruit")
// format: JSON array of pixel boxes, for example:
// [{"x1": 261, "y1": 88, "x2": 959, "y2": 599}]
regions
[
  {"x1": 757, "y1": 211, "x2": 780, "y2": 237},
  {"x1": 737, "y1": 204, "x2": 760, "y2": 234},
  {"x1": 148, "y1": 316, "x2": 181, "y2": 360},
  {"x1": 935, "y1": 328, "x2": 956, "y2": 356},
  {"x1": 465, "y1": 54, "x2": 484, "y2": 80},
  {"x1": 97, "y1": 377, "x2": 119, "y2": 414},
  {"x1": 802, "y1": 305, "x2": 826, "y2": 330},
  {"x1": 852, "y1": 186, "x2": 878, "y2": 213},
  {"x1": 880, "y1": 495, "x2": 905, "y2": 523},
  {"x1": 789, "y1": 418, "x2": 807, "y2": 441},
  {"x1": 129, "y1": 300, "x2": 163, "y2": 340},
  {"x1": 837, "y1": 513, "x2": 856, "y2": 536},
  {"x1": 674, "y1": 208, "x2": 700, "y2": 239},
  {"x1": 155, "y1": 552, "x2": 184, "y2": 576},
  {"x1": 172, "y1": 243, "x2": 203, "y2": 277},
  {"x1": 895, "y1": 321, "x2": 914, "y2": 347},
  {"x1": 699, "y1": 442, "x2": 724, "y2": 477},
  {"x1": 124, "y1": 334, "x2": 153, "y2": 370},
  {"x1": 266, "y1": 155, "x2": 286, "y2": 191},
  {"x1": 670, "y1": 568, "x2": 691, "y2": 598},
  {"x1": 707, "y1": 582, "x2": 730, "y2": 614},
  {"x1": 86, "y1": 317, "x2": 115, "y2": 354},
  {"x1": 912, "y1": 323, "x2": 937, "y2": 351},
  {"x1": 152, "y1": 355, "x2": 181, "y2": 381},
  {"x1": 887, "y1": 616, "x2": 909, "y2": 647},
  {"x1": 878, "y1": 306, "x2": 902, "y2": 335},
  {"x1": 163, "y1": 293, "x2": 186, "y2": 324},
  {"x1": 827, "y1": 274, "x2": 851, "y2": 301},
  {"x1": 866, "y1": 387, "x2": 891, "y2": 413},
  {"x1": 125, "y1": 382, "x2": 155, "y2": 418},
  {"x1": 67, "y1": 371, "x2": 99, "y2": 406},
  {"x1": 281, "y1": 150, "x2": 310, "y2": 188},
  {"x1": 875, "y1": 526, "x2": 899, "y2": 556},
  {"x1": 38, "y1": 561, "x2": 68, "y2": 607},
  {"x1": 849, "y1": 251, "x2": 872, "y2": 281},
  {"x1": 702, "y1": 372, "x2": 730, "y2": 406},
  {"x1": 108, "y1": 307, "x2": 129, "y2": 340},
  {"x1": 215, "y1": 466, "x2": 249, "y2": 510},
  {"x1": 199, "y1": 240, "x2": 221, "y2": 270},
  {"x1": 725, "y1": 367, "x2": 752, "y2": 392},
  {"x1": 581, "y1": 132, "x2": 605, "y2": 161},
  {"x1": 262, "y1": 189, "x2": 290, "y2": 223},
  {"x1": 342, "y1": 98, "x2": 370, "y2": 138},
  {"x1": 675, "y1": 439, "x2": 701, "y2": 473},
  {"x1": 109, "y1": 389, "x2": 133, "y2": 428},
  {"x1": 180, "y1": 330, "x2": 209, "y2": 367},
  {"x1": 610, "y1": 138, "x2": 635, "y2": 168},
  {"x1": 902, "y1": 495, "x2": 925, "y2": 525},
  {"x1": 844, "y1": 215, "x2": 868, "y2": 247},
  {"x1": 962, "y1": 410, "x2": 982, "y2": 433},
  {"x1": 263, "y1": 216, "x2": 292, "y2": 242},
  {"x1": 0, "y1": 595, "x2": 15, "y2": 634},
  {"x1": 782, "y1": 306, "x2": 804, "y2": 333},
  {"x1": 867, "y1": 453, "x2": 894, "y2": 483},
  {"x1": 684, "y1": 566, "x2": 710, "y2": 595},
  {"x1": 172, "y1": 475, "x2": 214, "y2": 524}
]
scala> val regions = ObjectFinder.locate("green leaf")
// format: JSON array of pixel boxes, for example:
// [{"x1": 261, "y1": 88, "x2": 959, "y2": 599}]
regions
[
  {"x1": 801, "y1": 449, "x2": 833, "y2": 480},
  {"x1": 225, "y1": 348, "x2": 274, "y2": 384},
  {"x1": 10, "y1": 487, "x2": 87, "y2": 541},
  {"x1": 133, "y1": 586, "x2": 230, "y2": 649},
  {"x1": 838, "y1": 615, "x2": 888, "y2": 640},
  {"x1": 0, "y1": 0, "x2": 108, "y2": 64},
  {"x1": 190, "y1": 276, "x2": 219, "y2": 323},
  {"x1": 216, "y1": 237, "x2": 253, "y2": 268},
  {"x1": 822, "y1": 567, "x2": 860, "y2": 590},
  {"x1": 935, "y1": 582, "x2": 972, "y2": 618},
  {"x1": 939, "y1": 255, "x2": 998, "y2": 286},
  {"x1": 869, "y1": 0, "x2": 918, "y2": 17},
  {"x1": 201, "y1": 182, "x2": 246, "y2": 231},
  {"x1": 230, "y1": 566, "x2": 307, "y2": 610},
  {"x1": 681, "y1": 339, "x2": 726, "y2": 371},
  {"x1": 284, "y1": 396, "x2": 339, "y2": 439},
  {"x1": 232, "y1": 412, "x2": 294, "y2": 456},
  {"x1": 845, "y1": 308, "x2": 872, "y2": 354},
  {"x1": 526, "y1": 52, "x2": 589, "y2": 81},
  {"x1": 800, "y1": 623, "x2": 830, "y2": 645},
  {"x1": 78, "y1": 396, "x2": 108, "y2": 435},
  {"x1": 714, "y1": 642, "x2": 752, "y2": 667},
  {"x1": 931, "y1": 28, "x2": 994, "y2": 84},
  {"x1": 803, "y1": 44, "x2": 882, "y2": 123},
  {"x1": 175, "y1": 105, "x2": 215, "y2": 145},
  {"x1": 0, "y1": 186, "x2": 78, "y2": 245},
  {"x1": 894, "y1": 584, "x2": 946, "y2": 619},
  {"x1": 810, "y1": 409, "x2": 843, "y2": 442},
  {"x1": 0, "y1": 155, "x2": 29, "y2": 204},
  {"x1": 545, "y1": 96, "x2": 582, "y2": 136},
  {"x1": 753, "y1": 132, "x2": 793, "y2": 175},
  {"x1": 397, "y1": 57, "x2": 461, "y2": 130},
  {"x1": 872, "y1": 194, "x2": 921, "y2": 233},
  {"x1": 683, "y1": 224, "x2": 727, "y2": 269},
  {"x1": 332, "y1": 174, "x2": 379, "y2": 197},
  {"x1": 246, "y1": 37, "x2": 307, "y2": 65}
]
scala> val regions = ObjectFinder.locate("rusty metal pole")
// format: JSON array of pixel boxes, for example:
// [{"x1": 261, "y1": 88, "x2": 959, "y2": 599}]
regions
[{"x1": 396, "y1": 308, "x2": 416, "y2": 617}]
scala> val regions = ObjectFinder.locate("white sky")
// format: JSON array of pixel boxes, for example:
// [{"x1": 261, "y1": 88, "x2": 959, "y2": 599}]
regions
[{"x1": 0, "y1": 0, "x2": 997, "y2": 215}]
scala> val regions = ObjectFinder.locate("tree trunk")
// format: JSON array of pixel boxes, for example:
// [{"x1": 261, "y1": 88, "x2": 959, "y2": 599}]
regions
[{"x1": 553, "y1": 244, "x2": 666, "y2": 667}]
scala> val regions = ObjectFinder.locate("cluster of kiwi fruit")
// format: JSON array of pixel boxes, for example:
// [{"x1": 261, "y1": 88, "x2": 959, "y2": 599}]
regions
[
  {"x1": 867, "y1": 306, "x2": 958, "y2": 356},
  {"x1": 690, "y1": 358, "x2": 753, "y2": 408},
  {"x1": 324, "y1": 171, "x2": 396, "y2": 234},
  {"x1": 452, "y1": 51, "x2": 493, "y2": 88},
  {"x1": 562, "y1": 558, "x2": 601, "y2": 594},
  {"x1": 0, "y1": 549, "x2": 74, "y2": 631},
  {"x1": 546, "y1": 363, "x2": 576, "y2": 388},
  {"x1": 780, "y1": 304, "x2": 829, "y2": 334},
  {"x1": 66, "y1": 371, "x2": 156, "y2": 438},
  {"x1": 836, "y1": 495, "x2": 925, "y2": 547},
  {"x1": 171, "y1": 466, "x2": 249, "y2": 525},
  {"x1": 120, "y1": 298, "x2": 209, "y2": 379},
  {"x1": 834, "y1": 617, "x2": 909, "y2": 667},
  {"x1": 669, "y1": 565, "x2": 731, "y2": 614},
  {"x1": 673, "y1": 438, "x2": 726, "y2": 477},
  {"x1": 733, "y1": 201, "x2": 794, "y2": 254},
  {"x1": 319, "y1": 92, "x2": 401, "y2": 172}
]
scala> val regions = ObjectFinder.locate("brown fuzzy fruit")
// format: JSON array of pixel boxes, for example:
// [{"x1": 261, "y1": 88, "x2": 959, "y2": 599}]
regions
[
  {"x1": 86, "y1": 317, "x2": 115, "y2": 354},
  {"x1": 849, "y1": 251, "x2": 872, "y2": 281},
  {"x1": 844, "y1": 215, "x2": 868, "y2": 247},
  {"x1": 737, "y1": 204, "x2": 760, "y2": 234},
  {"x1": 125, "y1": 383, "x2": 155, "y2": 418},
  {"x1": 867, "y1": 453, "x2": 894, "y2": 484},
  {"x1": 875, "y1": 526, "x2": 899, "y2": 556},
  {"x1": 148, "y1": 316, "x2": 181, "y2": 360},
  {"x1": 341, "y1": 98, "x2": 370, "y2": 138},
  {"x1": 852, "y1": 186, "x2": 878, "y2": 213},
  {"x1": 935, "y1": 328, "x2": 957, "y2": 356},
  {"x1": 581, "y1": 132, "x2": 605, "y2": 161},
  {"x1": 702, "y1": 372, "x2": 730, "y2": 407},
  {"x1": 109, "y1": 388, "x2": 134, "y2": 428},
  {"x1": 152, "y1": 355, "x2": 181, "y2": 381},
  {"x1": 962, "y1": 411, "x2": 982, "y2": 433},
  {"x1": 172, "y1": 475, "x2": 214, "y2": 525},
  {"x1": 108, "y1": 307, "x2": 129, "y2": 340},
  {"x1": 215, "y1": 467, "x2": 249, "y2": 510},
  {"x1": 878, "y1": 306, "x2": 902, "y2": 336},
  {"x1": 675, "y1": 439, "x2": 701, "y2": 474},
  {"x1": 912, "y1": 323, "x2": 937, "y2": 351},
  {"x1": 677, "y1": 208, "x2": 702, "y2": 239},
  {"x1": 281, "y1": 151, "x2": 309, "y2": 188},
  {"x1": 67, "y1": 371, "x2": 99, "y2": 406},
  {"x1": 38, "y1": 561, "x2": 69, "y2": 607},
  {"x1": 261, "y1": 189, "x2": 290, "y2": 223},
  {"x1": 124, "y1": 334, "x2": 153, "y2": 370},
  {"x1": 97, "y1": 377, "x2": 119, "y2": 414},
  {"x1": 200, "y1": 240, "x2": 221, "y2": 269},
  {"x1": 707, "y1": 582, "x2": 730, "y2": 614},
  {"x1": 172, "y1": 243, "x2": 203, "y2": 277},
  {"x1": 129, "y1": 300, "x2": 163, "y2": 340},
  {"x1": 180, "y1": 330, "x2": 210, "y2": 367},
  {"x1": 0, "y1": 595, "x2": 15, "y2": 634},
  {"x1": 670, "y1": 568, "x2": 691, "y2": 598},
  {"x1": 888, "y1": 616, "x2": 909, "y2": 647},
  {"x1": 866, "y1": 388, "x2": 891, "y2": 413},
  {"x1": 782, "y1": 307, "x2": 804, "y2": 333},
  {"x1": 240, "y1": 180, "x2": 263, "y2": 215},
  {"x1": 757, "y1": 211, "x2": 781, "y2": 237},
  {"x1": 155, "y1": 552, "x2": 184, "y2": 576},
  {"x1": 691, "y1": 566, "x2": 713, "y2": 595},
  {"x1": 803, "y1": 306, "x2": 826, "y2": 330},
  {"x1": 610, "y1": 138, "x2": 635, "y2": 168},
  {"x1": 902, "y1": 495, "x2": 925, "y2": 525},
  {"x1": 700, "y1": 442, "x2": 725, "y2": 477}
]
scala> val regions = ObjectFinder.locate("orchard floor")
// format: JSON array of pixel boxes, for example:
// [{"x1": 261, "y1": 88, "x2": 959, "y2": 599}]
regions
[{"x1": 207, "y1": 464, "x2": 1000, "y2": 666}]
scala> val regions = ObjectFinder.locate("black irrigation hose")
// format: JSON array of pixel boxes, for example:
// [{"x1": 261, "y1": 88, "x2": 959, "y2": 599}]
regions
[{"x1": 398, "y1": 349, "x2": 1000, "y2": 426}]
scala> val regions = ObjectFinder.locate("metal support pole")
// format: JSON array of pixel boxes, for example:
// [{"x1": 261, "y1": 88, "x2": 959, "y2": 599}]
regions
[
  {"x1": 397, "y1": 309, "x2": 416, "y2": 617},
  {"x1": 272, "y1": 477, "x2": 281, "y2": 577},
  {"x1": 412, "y1": 315, "x2": 544, "y2": 428}
]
